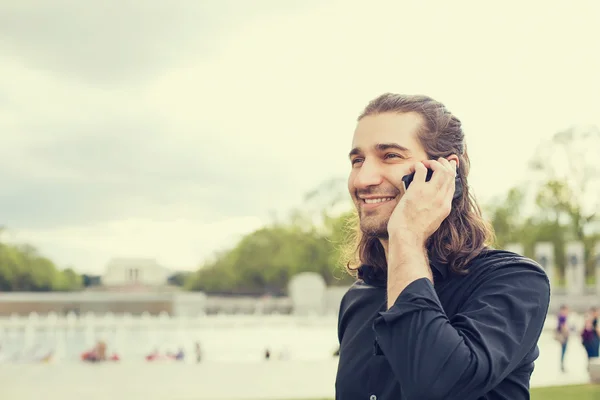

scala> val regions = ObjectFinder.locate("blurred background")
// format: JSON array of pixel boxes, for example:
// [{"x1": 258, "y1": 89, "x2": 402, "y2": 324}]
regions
[{"x1": 0, "y1": 0, "x2": 599, "y2": 399}]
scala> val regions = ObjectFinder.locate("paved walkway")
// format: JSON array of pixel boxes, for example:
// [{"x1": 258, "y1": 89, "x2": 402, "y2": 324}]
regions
[
  {"x1": 530, "y1": 331, "x2": 590, "y2": 388},
  {"x1": 0, "y1": 332, "x2": 592, "y2": 400}
]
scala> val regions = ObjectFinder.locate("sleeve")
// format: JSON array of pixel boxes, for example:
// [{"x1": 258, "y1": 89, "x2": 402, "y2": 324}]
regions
[{"x1": 372, "y1": 263, "x2": 550, "y2": 400}]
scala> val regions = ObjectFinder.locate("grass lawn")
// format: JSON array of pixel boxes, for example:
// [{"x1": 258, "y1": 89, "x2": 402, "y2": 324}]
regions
[
  {"x1": 296, "y1": 384, "x2": 600, "y2": 400},
  {"x1": 531, "y1": 384, "x2": 600, "y2": 399}
]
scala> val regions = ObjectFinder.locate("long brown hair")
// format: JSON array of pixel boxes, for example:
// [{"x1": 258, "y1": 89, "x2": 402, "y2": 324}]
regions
[{"x1": 344, "y1": 93, "x2": 495, "y2": 276}]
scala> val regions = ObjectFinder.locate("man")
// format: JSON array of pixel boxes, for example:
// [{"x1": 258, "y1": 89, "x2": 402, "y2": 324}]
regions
[{"x1": 335, "y1": 93, "x2": 550, "y2": 400}]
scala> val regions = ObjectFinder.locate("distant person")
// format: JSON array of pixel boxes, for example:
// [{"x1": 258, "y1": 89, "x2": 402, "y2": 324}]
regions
[
  {"x1": 582, "y1": 309, "x2": 599, "y2": 364},
  {"x1": 96, "y1": 340, "x2": 107, "y2": 361},
  {"x1": 334, "y1": 93, "x2": 550, "y2": 400},
  {"x1": 195, "y1": 341, "x2": 202, "y2": 363},
  {"x1": 145, "y1": 347, "x2": 160, "y2": 362},
  {"x1": 81, "y1": 340, "x2": 107, "y2": 362},
  {"x1": 174, "y1": 347, "x2": 185, "y2": 361},
  {"x1": 592, "y1": 307, "x2": 600, "y2": 354},
  {"x1": 554, "y1": 305, "x2": 570, "y2": 372},
  {"x1": 264, "y1": 348, "x2": 270, "y2": 360},
  {"x1": 166, "y1": 348, "x2": 184, "y2": 361},
  {"x1": 333, "y1": 346, "x2": 340, "y2": 357}
]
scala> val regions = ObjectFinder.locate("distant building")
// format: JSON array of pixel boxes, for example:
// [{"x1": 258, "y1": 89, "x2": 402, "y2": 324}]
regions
[{"x1": 101, "y1": 258, "x2": 170, "y2": 289}]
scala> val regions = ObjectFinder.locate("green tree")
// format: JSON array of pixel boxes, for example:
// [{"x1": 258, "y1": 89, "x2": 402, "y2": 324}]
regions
[
  {"x1": 484, "y1": 126, "x2": 600, "y2": 283},
  {"x1": 185, "y1": 179, "x2": 356, "y2": 295},
  {"x1": 0, "y1": 230, "x2": 83, "y2": 291},
  {"x1": 529, "y1": 125, "x2": 600, "y2": 276}
]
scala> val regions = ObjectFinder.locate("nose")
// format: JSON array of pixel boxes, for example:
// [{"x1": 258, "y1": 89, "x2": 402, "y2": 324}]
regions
[{"x1": 353, "y1": 159, "x2": 383, "y2": 189}]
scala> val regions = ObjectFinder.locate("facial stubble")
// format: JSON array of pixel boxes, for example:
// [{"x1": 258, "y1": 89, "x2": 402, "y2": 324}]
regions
[{"x1": 359, "y1": 208, "x2": 390, "y2": 239}]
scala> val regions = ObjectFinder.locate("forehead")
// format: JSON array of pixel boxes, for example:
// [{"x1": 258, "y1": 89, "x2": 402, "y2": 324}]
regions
[{"x1": 352, "y1": 112, "x2": 424, "y2": 151}]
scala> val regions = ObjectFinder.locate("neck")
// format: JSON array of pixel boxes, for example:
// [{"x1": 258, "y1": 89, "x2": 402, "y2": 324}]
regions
[{"x1": 379, "y1": 238, "x2": 389, "y2": 263}]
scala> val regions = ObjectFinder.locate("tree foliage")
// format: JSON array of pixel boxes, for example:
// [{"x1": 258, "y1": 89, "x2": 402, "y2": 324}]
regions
[
  {"x1": 185, "y1": 217, "x2": 356, "y2": 295},
  {"x1": 488, "y1": 125, "x2": 600, "y2": 281},
  {"x1": 0, "y1": 235, "x2": 82, "y2": 291}
]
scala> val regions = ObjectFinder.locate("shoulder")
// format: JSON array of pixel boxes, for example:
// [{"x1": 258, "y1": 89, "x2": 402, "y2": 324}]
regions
[
  {"x1": 468, "y1": 248, "x2": 548, "y2": 278},
  {"x1": 464, "y1": 248, "x2": 550, "y2": 303},
  {"x1": 339, "y1": 279, "x2": 374, "y2": 313}
]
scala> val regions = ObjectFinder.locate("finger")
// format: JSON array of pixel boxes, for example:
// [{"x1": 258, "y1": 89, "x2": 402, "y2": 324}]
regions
[
  {"x1": 402, "y1": 160, "x2": 418, "y2": 176},
  {"x1": 420, "y1": 159, "x2": 447, "y2": 173},
  {"x1": 437, "y1": 158, "x2": 457, "y2": 199},
  {"x1": 438, "y1": 158, "x2": 459, "y2": 177},
  {"x1": 413, "y1": 161, "x2": 428, "y2": 185},
  {"x1": 420, "y1": 159, "x2": 445, "y2": 189},
  {"x1": 449, "y1": 159, "x2": 458, "y2": 172},
  {"x1": 422, "y1": 158, "x2": 454, "y2": 200},
  {"x1": 437, "y1": 157, "x2": 452, "y2": 171}
]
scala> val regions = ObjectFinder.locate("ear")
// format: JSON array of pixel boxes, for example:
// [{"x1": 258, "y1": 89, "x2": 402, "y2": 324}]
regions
[{"x1": 446, "y1": 154, "x2": 460, "y2": 170}]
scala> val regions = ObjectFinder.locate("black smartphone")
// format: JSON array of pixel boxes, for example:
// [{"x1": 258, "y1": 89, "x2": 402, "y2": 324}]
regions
[{"x1": 401, "y1": 168, "x2": 463, "y2": 200}]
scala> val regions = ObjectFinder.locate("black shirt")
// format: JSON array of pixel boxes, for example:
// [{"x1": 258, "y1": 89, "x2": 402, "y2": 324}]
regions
[{"x1": 335, "y1": 249, "x2": 550, "y2": 400}]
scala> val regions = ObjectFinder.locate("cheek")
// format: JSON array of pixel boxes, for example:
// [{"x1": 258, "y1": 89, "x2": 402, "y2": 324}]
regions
[
  {"x1": 381, "y1": 164, "x2": 412, "y2": 188},
  {"x1": 347, "y1": 171, "x2": 356, "y2": 195}
]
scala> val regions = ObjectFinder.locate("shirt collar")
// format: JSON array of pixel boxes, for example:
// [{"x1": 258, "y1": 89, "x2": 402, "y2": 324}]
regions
[{"x1": 358, "y1": 258, "x2": 448, "y2": 287}]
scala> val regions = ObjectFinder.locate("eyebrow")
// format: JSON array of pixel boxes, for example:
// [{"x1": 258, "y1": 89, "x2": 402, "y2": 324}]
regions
[{"x1": 348, "y1": 142, "x2": 411, "y2": 159}]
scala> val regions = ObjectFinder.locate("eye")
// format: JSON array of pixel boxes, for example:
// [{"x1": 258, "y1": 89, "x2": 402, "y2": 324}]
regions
[
  {"x1": 384, "y1": 153, "x2": 403, "y2": 160},
  {"x1": 351, "y1": 158, "x2": 364, "y2": 166}
]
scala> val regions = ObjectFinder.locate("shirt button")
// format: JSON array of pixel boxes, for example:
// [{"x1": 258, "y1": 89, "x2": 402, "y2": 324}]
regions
[{"x1": 370, "y1": 395, "x2": 377, "y2": 400}]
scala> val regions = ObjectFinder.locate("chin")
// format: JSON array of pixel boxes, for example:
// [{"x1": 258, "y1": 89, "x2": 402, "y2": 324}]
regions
[{"x1": 359, "y1": 220, "x2": 389, "y2": 239}]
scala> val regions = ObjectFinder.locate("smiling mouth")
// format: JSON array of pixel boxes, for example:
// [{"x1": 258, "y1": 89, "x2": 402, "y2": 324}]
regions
[{"x1": 362, "y1": 197, "x2": 395, "y2": 204}]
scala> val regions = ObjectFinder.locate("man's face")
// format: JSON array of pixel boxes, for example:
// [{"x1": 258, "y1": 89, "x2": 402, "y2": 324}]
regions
[{"x1": 348, "y1": 112, "x2": 428, "y2": 238}]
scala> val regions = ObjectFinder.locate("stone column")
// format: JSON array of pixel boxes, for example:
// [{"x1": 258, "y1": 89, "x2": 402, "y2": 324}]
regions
[
  {"x1": 288, "y1": 272, "x2": 326, "y2": 316},
  {"x1": 565, "y1": 241, "x2": 585, "y2": 296},
  {"x1": 534, "y1": 242, "x2": 554, "y2": 290},
  {"x1": 505, "y1": 243, "x2": 524, "y2": 256}
]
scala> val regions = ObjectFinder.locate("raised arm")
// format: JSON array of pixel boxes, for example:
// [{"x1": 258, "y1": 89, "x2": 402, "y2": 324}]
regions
[{"x1": 374, "y1": 262, "x2": 550, "y2": 400}]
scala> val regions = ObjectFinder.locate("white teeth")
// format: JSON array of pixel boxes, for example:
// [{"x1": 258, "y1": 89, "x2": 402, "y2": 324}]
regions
[{"x1": 364, "y1": 197, "x2": 394, "y2": 204}]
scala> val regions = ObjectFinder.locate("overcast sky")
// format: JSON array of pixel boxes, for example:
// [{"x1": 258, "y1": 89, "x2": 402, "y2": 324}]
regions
[{"x1": 1, "y1": 0, "x2": 599, "y2": 274}]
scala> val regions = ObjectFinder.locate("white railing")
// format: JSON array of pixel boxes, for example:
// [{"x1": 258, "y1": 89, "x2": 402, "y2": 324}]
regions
[{"x1": 0, "y1": 311, "x2": 337, "y2": 329}]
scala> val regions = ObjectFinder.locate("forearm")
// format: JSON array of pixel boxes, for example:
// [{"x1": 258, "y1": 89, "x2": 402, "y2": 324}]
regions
[
  {"x1": 386, "y1": 234, "x2": 433, "y2": 310},
  {"x1": 374, "y1": 265, "x2": 549, "y2": 400},
  {"x1": 376, "y1": 288, "x2": 479, "y2": 400}
]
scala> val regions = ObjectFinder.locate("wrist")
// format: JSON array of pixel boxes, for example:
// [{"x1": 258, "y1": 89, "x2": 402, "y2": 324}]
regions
[
  {"x1": 387, "y1": 234, "x2": 431, "y2": 281},
  {"x1": 389, "y1": 230, "x2": 427, "y2": 252}
]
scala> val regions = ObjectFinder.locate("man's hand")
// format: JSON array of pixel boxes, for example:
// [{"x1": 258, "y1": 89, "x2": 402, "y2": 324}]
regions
[
  {"x1": 387, "y1": 157, "x2": 458, "y2": 245},
  {"x1": 385, "y1": 157, "x2": 458, "y2": 308}
]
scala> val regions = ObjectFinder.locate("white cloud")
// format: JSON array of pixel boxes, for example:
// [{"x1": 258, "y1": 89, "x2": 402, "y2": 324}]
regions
[
  {"x1": 143, "y1": 0, "x2": 600, "y2": 200},
  {"x1": 1, "y1": 0, "x2": 599, "y2": 273}
]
